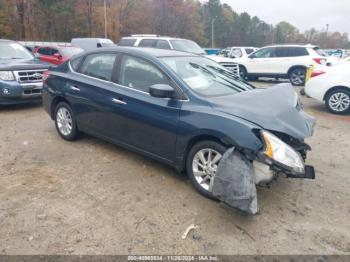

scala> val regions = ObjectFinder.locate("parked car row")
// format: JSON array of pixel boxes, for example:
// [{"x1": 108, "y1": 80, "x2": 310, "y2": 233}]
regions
[
  {"x1": 4, "y1": 34, "x2": 350, "y2": 212},
  {"x1": 118, "y1": 35, "x2": 240, "y2": 77}
]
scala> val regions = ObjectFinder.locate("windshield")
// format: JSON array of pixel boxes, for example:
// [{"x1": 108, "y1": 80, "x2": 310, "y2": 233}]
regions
[
  {"x1": 0, "y1": 42, "x2": 33, "y2": 60},
  {"x1": 60, "y1": 47, "x2": 84, "y2": 57},
  {"x1": 162, "y1": 56, "x2": 254, "y2": 97},
  {"x1": 170, "y1": 40, "x2": 205, "y2": 55}
]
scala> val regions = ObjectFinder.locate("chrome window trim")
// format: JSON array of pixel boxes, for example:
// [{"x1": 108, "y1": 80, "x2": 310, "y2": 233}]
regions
[{"x1": 68, "y1": 60, "x2": 189, "y2": 102}]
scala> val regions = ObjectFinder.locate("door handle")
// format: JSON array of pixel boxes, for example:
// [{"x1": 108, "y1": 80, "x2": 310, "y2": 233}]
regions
[
  {"x1": 70, "y1": 85, "x2": 80, "y2": 92},
  {"x1": 112, "y1": 98, "x2": 127, "y2": 105}
]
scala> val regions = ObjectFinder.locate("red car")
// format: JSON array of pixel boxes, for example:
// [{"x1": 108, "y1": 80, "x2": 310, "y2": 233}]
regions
[{"x1": 33, "y1": 45, "x2": 84, "y2": 65}]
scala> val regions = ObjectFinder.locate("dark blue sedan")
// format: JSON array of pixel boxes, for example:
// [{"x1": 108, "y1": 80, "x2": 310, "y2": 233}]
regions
[{"x1": 43, "y1": 47, "x2": 315, "y2": 199}]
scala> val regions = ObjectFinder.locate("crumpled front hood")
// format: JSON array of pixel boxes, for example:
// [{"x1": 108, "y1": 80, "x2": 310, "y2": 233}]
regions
[
  {"x1": 0, "y1": 59, "x2": 50, "y2": 71},
  {"x1": 209, "y1": 84, "x2": 316, "y2": 140}
]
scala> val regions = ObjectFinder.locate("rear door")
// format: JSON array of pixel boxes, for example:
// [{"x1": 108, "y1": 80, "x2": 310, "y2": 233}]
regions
[
  {"x1": 273, "y1": 47, "x2": 309, "y2": 74},
  {"x1": 65, "y1": 52, "x2": 122, "y2": 139},
  {"x1": 138, "y1": 39, "x2": 157, "y2": 48}
]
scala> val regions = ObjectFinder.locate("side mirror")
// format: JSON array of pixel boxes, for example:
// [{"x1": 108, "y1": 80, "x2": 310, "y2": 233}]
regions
[
  {"x1": 34, "y1": 53, "x2": 40, "y2": 59},
  {"x1": 149, "y1": 84, "x2": 176, "y2": 99}
]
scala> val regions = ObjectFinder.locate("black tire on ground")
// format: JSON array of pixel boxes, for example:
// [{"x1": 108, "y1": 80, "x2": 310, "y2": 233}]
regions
[
  {"x1": 54, "y1": 102, "x2": 79, "y2": 141},
  {"x1": 239, "y1": 65, "x2": 247, "y2": 80},
  {"x1": 186, "y1": 140, "x2": 227, "y2": 199},
  {"x1": 325, "y1": 88, "x2": 350, "y2": 115},
  {"x1": 289, "y1": 67, "x2": 306, "y2": 86}
]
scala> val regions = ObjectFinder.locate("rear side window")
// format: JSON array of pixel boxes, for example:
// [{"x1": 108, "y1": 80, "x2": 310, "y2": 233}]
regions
[
  {"x1": 139, "y1": 39, "x2": 157, "y2": 47},
  {"x1": 275, "y1": 47, "x2": 308, "y2": 57},
  {"x1": 118, "y1": 38, "x2": 137, "y2": 47},
  {"x1": 155, "y1": 40, "x2": 171, "y2": 49},
  {"x1": 119, "y1": 55, "x2": 170, "y2": 93},
  {"x1": 79, "y1": 53, "x2": 117, "y2": 81}
]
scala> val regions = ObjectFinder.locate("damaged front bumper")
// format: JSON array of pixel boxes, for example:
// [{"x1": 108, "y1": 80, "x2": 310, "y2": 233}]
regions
[{"x1": 253, "y1": 160, "x2": 315, "y2": 187}]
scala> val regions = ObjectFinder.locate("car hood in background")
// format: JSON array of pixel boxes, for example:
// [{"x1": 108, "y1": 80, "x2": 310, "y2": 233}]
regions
[
  {"x1": 0, "y1": 58, "x2": 51, "y2": 71},
  {"x1": 209, "y1": 84, "x2": 316, "y2": 140}
]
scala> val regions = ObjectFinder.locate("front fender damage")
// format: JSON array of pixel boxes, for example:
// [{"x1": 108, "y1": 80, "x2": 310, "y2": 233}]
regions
[{"x1": 212, "y1": 148, "x2": 259, "y2": 215}]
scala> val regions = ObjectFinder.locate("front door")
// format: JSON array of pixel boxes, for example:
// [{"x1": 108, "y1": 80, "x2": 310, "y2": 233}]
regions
[
  {"x1": 246, "y1": 47, "x2": 276, "y2": 74},
  {"x1": 110, "y1": 54, "x2": 181, "y2": 162}
]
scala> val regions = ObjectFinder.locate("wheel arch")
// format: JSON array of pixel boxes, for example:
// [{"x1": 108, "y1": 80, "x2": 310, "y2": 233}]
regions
[
  {"x1": 179, "y1": 133, "x2": 236, "y2": 173},
  {"x1": 287, "y1": 65, "x2": 307, "y2": 76},
  {"x1": 323, "y1": 86, "x2": 350, "y2": 101},
  {"x1": 239, "y1": 64, "x2": 247, "y2": 73},
  {"x1": 50, "y1": 96, "x2": 71, "y2": 120}
]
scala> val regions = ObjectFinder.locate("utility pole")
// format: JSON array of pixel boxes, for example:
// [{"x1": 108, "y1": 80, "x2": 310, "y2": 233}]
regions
[
  {"x1": 104, "y1": 0, "x2": 108, "y2": 38},
  {"x1": 211, "y1": 17, "x2": 217, "y2": 48},
  {"x1": 325, "y1": 24, "x2": 329, "y2": 48}
]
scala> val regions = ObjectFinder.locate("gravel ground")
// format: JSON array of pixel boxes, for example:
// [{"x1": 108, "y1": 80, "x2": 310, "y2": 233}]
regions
[{"x1": 0, "y1": 82, "x2": 349, "y2": 255}]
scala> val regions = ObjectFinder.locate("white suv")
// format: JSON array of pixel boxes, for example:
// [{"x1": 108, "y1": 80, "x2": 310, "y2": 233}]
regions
[
  {"x1": 233, "y1": 44, "x2": 328, "y2": 86},
  {"x1": 118, "y1": 35, "x2": 240, "y2": 77}
]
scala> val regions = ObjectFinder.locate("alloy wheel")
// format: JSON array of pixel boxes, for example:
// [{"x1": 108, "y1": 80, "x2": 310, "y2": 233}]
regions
[
  {"x1": 290, "y1": 69, "x2": 305, "y2": 85},
  {"x1": 192, "y1": 148, "x2": 222, "y2": 192},
  {"x1": 56, "y1": 107, "x2": 73, "y2": 136},
  {"x1": 328, "y1": 92, "x2": 350, "y2": 112}
]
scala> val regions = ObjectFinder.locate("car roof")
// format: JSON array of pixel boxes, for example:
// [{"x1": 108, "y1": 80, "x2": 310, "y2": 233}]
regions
[
  {"x1": 120, "y1": 35, "x2": 191, "y2": 41},
  {"x1": 37, "y1": 45, "x2": 81, "y2": 49},
  {"x1": 0, "y1": 39, "x2": 15, "y2": 43},
  {"x1": 228, "y1": 46, "x2": 257, "y2": 48},
  {"x1": 83, "y1": 46, "x2": 198, "y2": 58},
  {"x1": 263, "y1": 44, "x2": 318, "y2": 48}
]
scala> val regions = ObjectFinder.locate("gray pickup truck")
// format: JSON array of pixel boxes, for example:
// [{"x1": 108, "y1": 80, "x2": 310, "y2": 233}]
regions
[{"x1": 0, "y1": 39, "x2": 50, "y2": 105}]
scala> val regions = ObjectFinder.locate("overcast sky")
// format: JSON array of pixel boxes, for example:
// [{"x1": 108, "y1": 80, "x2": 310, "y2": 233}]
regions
[{"x1": 222, "y1": 0, "x2": 350, "y2": 35}]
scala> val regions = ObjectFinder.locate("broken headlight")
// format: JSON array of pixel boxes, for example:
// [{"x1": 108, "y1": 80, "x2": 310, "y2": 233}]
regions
[{"x1": 261, "y1": 131, "x2": 305, "y2": 174}]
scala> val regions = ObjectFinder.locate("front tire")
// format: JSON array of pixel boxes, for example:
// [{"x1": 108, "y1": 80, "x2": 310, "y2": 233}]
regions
[
  {"x1": 239, "y1": 65, "x2": 247, "y2": 80},
  {"x1": 186, "y1": 141, "x2": 227, "y2": 199},
  {"x1": 289, "y1": 67, "x2": 306, "y2": 86},
  {"x1": 54, "y1": 102, "x2": 79, "y2": 141},
  {"x1": 325, "y1": 88, "x2": 350, "y2": 115}
]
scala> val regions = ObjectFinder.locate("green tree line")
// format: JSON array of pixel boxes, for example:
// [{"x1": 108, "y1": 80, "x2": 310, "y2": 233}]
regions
[{"x1": 0, "y1": 0, "x2": 349, "y2": 48}]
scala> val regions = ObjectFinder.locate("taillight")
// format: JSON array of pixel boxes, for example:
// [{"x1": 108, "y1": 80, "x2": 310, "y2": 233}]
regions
[
  {"x1": 42, "y1": 70, "x2": 51, "y2": 84},
  {"x1": 313, "y1": 58, "x2": 326, "y2": 65},
  {"x1": 311, "y1": 70, "x2": 325, "y2": 78}
]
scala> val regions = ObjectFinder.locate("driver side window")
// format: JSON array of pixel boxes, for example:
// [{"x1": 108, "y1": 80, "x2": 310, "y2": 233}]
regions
[
  {"x1": 119, "y1": 55, "x2": 170, "y2": 93},
  {"x1": 252, "y1": 48, "x2": 275, "y2": 58}
]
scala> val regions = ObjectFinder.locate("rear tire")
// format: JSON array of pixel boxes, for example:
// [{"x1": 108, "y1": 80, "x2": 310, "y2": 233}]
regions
[
  {"x1": 289, "y1": 67, "x2": 306, "y2": 86},
  {"x1": 54, "y1": 102, "x2": 79, "y2": 141},
  {"x1": 186, "y1": 141, "x2": 227, "y2": 199},
  {"x1": 325, "y1": 88, "x2": 350, "y2": 115}
]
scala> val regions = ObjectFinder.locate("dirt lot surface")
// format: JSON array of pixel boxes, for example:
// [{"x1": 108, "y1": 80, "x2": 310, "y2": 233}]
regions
[{"x1": 0, "y1": 82, "x2": 349, "y2": 255}]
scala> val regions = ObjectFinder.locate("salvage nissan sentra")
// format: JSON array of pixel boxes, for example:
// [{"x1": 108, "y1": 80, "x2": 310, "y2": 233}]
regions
[{"x1": 42, "y1": 47, "x2": 316, "y2": 213}]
